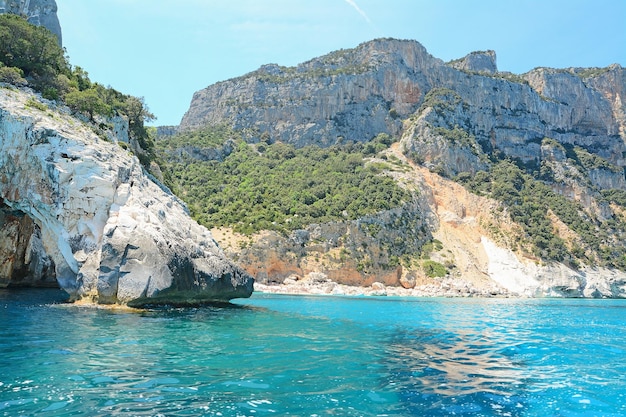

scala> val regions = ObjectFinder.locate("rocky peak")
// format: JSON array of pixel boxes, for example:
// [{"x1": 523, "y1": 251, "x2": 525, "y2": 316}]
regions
[
  {"x1": 0, "y1": 0, "x2": 62, "y2": 45},
  {"x1": 448, "y1": 50, "x2": 497, "y2": 74}
]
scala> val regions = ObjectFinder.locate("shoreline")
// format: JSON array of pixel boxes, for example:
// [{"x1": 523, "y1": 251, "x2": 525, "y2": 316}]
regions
[{"x1": 253, "y1": 278, "x2": 509, "y2": 299}]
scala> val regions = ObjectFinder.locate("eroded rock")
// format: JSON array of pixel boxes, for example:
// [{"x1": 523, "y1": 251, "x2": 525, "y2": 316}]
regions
[{"x1": 0, "y1": 88, "x2": 253, "y2": 305}]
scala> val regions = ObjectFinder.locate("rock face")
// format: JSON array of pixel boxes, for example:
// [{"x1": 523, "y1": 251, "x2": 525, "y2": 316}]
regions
[
  {"x1": 0, "y1": 87, "x2": 253, "y2": 305},
  {"x1": 0, "y1": 0, "x2": 62, "y2": 45},
  {"x1": 181, "y1": 39, "x2": 437, "y2": 145},
  {"x1": 220, "y1": 200, "x2": 429, "y2": 288},
  {"x1": 182, "y1": 39, "x2": 624, "y2": 172},
  {"x1": 175, "y1": 38, "x2": 626, "y2": 298},
  {"x1": 448, "y1": 50, "x2": 497, "y2": 74}
]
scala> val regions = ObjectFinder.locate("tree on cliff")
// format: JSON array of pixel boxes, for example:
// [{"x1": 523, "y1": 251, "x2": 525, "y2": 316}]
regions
[
  {"x1": 64, "y1": 88, "x2": 110, "y2": 121},
  {"x1": 0, "y1": 14, "x2": 158, "y2": 171}
]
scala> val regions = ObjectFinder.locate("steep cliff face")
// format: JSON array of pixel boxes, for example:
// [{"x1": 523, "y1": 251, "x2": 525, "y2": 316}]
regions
[
  {"x1": 181, "y1": 39, "x2": 440, "y2": 146},
  {"x1": 0, "y1": 87, "x2": 253, "y2": 305},
  {"x1": 0, "y1": 0, "x2": 61, "y2": 44},
  {"x1": 174, "y1": 38, "x2": 626, "y2": 298},
  {"x1": 183, "y1": 39, "x2": 624, "y2": 163}
]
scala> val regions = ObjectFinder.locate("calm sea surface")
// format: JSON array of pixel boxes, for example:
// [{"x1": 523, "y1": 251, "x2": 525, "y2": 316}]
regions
[{"x1": 1, "y1": 289, "x2": 625, "y2": 416}]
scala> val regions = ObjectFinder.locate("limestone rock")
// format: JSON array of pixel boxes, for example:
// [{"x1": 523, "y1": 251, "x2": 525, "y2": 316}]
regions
[
  {"x1": 0, "y1": 88, "x2": 253, "y2": 305},
  {"x1": 448, "y1": 50, "x2": 497, "y2": 74},
  {"x1": 180, "y1": 39, "x2": 440, "y2": 145},
  {"x1": 0, "y1": 0, "x2": 62, "y2": 45}
]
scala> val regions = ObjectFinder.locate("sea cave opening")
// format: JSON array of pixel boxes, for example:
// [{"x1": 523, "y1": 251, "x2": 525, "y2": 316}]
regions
[{"x1": 0, "y1": 200, "x2": 58, "y2": 289}]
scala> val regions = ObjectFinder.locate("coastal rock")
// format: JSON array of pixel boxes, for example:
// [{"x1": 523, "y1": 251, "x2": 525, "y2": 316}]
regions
[
  {"x1": 212, "y1": 199, "x2": 429, "y2": 288},
  {"x1": 0, "y1": 0, "x2": 62, "y2": 45},
  {"x1": 0, "y1": 88, "x2": 253, "y2": 305}
]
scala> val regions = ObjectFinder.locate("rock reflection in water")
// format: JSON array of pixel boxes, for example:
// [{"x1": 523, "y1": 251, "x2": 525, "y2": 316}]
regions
[{"x1": 383, "y1": 330, "x2": 527, "y2": 416}]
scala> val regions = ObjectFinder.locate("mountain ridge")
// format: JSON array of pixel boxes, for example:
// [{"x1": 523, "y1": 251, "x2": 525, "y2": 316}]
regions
[{"x1": 162, "y1": 38, "x2": 626, "y2": 297}]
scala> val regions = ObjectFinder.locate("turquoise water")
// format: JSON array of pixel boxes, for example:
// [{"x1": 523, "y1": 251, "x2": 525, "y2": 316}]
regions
[{"x1": 1, "y1": 289, "x2": 625, "y2": 416}]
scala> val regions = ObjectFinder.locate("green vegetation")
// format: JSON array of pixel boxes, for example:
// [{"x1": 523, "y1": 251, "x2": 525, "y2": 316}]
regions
[
  {"x1": 157, "y1": 125, "x2": 238, "y2": 150},
  {"x1": 0, "y1": 14, "x2": 66, "y2": 92},
  {"x1": 0, "y1": 14, "x2": 155, "y2": 168},
  {"x1": 419, "y1": 87, "x2": 465, "y2": 114},
  {"x1": 157, "y1": 128, "x2": 409, "y2": 235},
  {"x1": 457, "y1": 160, "x2": 626, "y2": 269},
  {"x1": 433, "y1": 125, "x2": 485, "y2": 158},
  {"x1": 422, "y1": 260, "x2": 447, "y2": 278},
  {"x1": 571, "y1": 67, "x2": 611, "y2": 79},
  {"x1": 571, "y1": 146, "x2": 620, "y2": 172},
  {"x1": 601, "y1": 189, "x2": 626, "y2": 207}
]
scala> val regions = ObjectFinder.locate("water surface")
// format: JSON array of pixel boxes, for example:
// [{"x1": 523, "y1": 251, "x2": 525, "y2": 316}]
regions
[{"x1": 1, "y1": 289, "x2": 625, "y2": 416}]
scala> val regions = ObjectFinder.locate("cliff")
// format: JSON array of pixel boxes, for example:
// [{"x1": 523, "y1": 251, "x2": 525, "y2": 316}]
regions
[
  {"x1": 169, "y1": 38, "x2": 626, "y2": 298},
  {"x1": 0, "y1": 86, "x2": 253, "y2": 305}
]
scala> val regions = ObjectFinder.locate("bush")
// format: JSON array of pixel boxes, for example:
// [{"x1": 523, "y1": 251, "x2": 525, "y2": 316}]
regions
[
  {"x1": 0, "y1": 14, "x2": 157, "y2": 170},
  {"x1": 422, "y1": 260, "x2": 447, "y2": 278},
  {"x1": 0, "y1": 65, "x2": 26, "y2": 85}
]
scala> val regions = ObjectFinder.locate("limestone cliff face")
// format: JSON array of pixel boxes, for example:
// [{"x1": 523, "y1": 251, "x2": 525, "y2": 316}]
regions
[
  {"x1": 0, "y1": 0, "x2": 62, "y2": 45},
  {"x1": 0, "y1": 87, "x2": 253, "y2": 305},
  {"x1": 181, "y1": 39, "x2": 439, "y2": 146},
  {"x1": 182, "y1": 38, "x2": 625, "y2": 180}
]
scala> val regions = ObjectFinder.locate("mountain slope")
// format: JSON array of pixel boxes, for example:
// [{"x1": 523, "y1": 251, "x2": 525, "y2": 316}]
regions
[{"x1": 165, "y1": 38, "x2": 626, "y2": 297}]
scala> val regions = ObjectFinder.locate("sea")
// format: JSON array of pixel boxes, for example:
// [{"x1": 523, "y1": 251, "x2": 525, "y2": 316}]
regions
[{"x1": 1, "y1": 288, "x2": 625, "y2": 416}]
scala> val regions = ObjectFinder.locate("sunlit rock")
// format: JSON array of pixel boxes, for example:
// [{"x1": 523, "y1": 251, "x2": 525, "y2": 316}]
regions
[{"x1": 0, "y1": 87, "x2": 253, "y2": 305}]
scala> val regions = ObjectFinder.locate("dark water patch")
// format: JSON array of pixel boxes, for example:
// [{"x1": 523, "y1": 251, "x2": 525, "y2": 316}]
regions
[{"x1": 382, "y1": 328, "x2": 529, "y2": 416}]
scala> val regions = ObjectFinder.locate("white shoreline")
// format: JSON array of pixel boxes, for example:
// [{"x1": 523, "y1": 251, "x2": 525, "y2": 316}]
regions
[{"x1": 253, "y1": 279, "x2": 508, "y2": 298}]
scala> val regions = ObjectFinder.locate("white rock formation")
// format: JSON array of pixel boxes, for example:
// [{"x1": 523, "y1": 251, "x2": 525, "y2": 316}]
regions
[
  {"x1": 482, "y1": 237, "x2": 626, "y2": 298},
  {"x1": 0, "y1": 87, "x2": 253, "y2": 305}
]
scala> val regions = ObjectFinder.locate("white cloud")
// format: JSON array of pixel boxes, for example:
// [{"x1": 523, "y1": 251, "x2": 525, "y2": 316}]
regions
[{"x1": 343, "y1": 0, "x2": 371, "y2": 23}]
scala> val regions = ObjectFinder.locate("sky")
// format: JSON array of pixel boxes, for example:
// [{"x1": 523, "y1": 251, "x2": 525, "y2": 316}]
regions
[{"x1": 56, "y1": 0, "x2": 626, "y2": 127}]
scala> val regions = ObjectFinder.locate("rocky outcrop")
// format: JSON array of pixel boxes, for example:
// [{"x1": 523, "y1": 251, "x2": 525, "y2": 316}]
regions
[
  {"x1": 215, "y1": 199, "x2": 429, "y2": 288},
  {"x1": 448, "y1": 50, "x2": 497, "y2": 74},
  {"x1": 0, "y1": 0, "x2": 62, "y2": 45},
  {"x1": 0, "y1": 87, "x2": 253, "y2": 305}
]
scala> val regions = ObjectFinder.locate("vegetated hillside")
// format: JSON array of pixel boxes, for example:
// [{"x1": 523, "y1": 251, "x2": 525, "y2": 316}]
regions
[
  {"x1": 163, "y1": 38, "x2": 626, "y2": 297},
  {"x1": 0, "y1": 13, "x2": 158, "y2": 173},
  {"x1": 158, "y1": 128, "x2": 407, "y2": 234}
]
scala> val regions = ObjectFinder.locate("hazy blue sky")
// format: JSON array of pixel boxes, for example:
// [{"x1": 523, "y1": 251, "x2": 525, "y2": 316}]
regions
[{"x1": 56, "y1": 0, "x2": 626, "y2": 126}]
